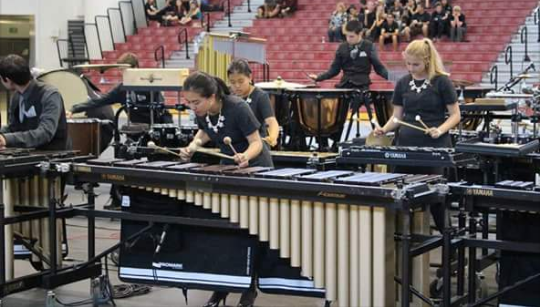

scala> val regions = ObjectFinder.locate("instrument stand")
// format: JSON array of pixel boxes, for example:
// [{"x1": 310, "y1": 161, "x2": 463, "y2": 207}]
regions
[{"x1": 343, "y1": 90, "x2": 374, "y2": 144}]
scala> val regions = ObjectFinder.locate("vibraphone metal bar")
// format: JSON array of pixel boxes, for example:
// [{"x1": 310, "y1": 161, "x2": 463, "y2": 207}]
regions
[
  {"x1": 0, "y1": 150, "x2": 101, "y2": 300},
  {"x1": 69, "y1": 158, "x2": 446, "y2": 307},
  {"x1": 443, "y1": 182, "x2": 540, "y2": 307}
]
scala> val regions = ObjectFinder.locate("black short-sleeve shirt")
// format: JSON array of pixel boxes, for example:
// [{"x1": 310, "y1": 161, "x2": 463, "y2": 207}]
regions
[
  {"x1": 246, "y1": 87, "x2": 275, "y2": 138},
  {"x1": 450, "y1": 14, "x2": 466, "y2": 27},
  {"x1": 196, "y1": 95, "x2": 273, "y2": 167},
  {"x1": 412, "y1": 12, "x2": 431, "y2": 23},
  {"x1": 391, "y1": 74, "x2": 457, "y2": 147},
  {"x1": 382, "y1": 20, "x2": 399, "y2": 33}
]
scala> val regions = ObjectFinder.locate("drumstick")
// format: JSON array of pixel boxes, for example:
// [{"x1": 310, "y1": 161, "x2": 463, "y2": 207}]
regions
[
  {"x1": 370, "y1": 118, "x2": 382, "y2": 129},
  {"x1": 392, "y1": 118, "x2": 428, "y2": 133},
  {"x1": 147, "y1": 141, "x2": 185, "y2": 159},
  {"x1": 188, "y1": 139, "x2": 235, "y2": 160},
  {"x1": 223, "y1": 136, "x2": 239, "y2": 155},
  {"x1": 415, "y1": 115, "x2": 430, "y2": 130}
]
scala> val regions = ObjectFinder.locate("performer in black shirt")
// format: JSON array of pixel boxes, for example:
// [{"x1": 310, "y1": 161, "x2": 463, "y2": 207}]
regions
[
  {"x1": 309, "y1": 20, "x2": 388, "y2": 146},
  {"x1": 227, "y1": 59, "x2": 279, "y2": 148},
  {"x1": 374, "y1": 38, "x2": 460, "y2": 230}
]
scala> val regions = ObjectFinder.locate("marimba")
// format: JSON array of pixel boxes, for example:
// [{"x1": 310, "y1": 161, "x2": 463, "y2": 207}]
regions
[{"x1": 72, "y1": 158, "x2": 444, "y2": 307}]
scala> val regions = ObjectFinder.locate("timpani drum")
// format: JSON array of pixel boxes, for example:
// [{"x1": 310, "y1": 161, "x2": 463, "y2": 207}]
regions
[
  {"x1": 288, "y1": 88, "x2": 353, "y2": 149},
  {"x1": 255, "y1": 80, "x2": 307, "y2": 126}
]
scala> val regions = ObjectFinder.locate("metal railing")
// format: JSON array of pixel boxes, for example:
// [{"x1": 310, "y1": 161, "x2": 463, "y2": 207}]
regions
[
  {"x1": 535, "y1": 7, "x2": 540, "y2": 42},
  {"x1": 155, "y1": 45, "x2": 165, "y2": 68},
  {"x1": 107, "y1": 7, "x2": 127, "y2": 43},
  {"x1": 85, "y1": 23, "x2": 103, "y2": 59},
  {"x1": 520, "y1": 27, "x2": 531, "y2": 62},
  {"x1": 490, "y1": 65, "x2": 498, "y2": 90},
  {"x1": 178, "y1": 28, "x2": 190, "y2": 59},
  {"x1": 56, "y1": 38, "x2": 75, "y2": 67},
  {"x1": 95, "y1": 15, "x2": 115, "y2": 51},
  {"x1": 119, "y1": 1, "x2": 138, "y2": 34},
  {"x1": 504, "y1": 46, "x2": 513, "y2": 80}
]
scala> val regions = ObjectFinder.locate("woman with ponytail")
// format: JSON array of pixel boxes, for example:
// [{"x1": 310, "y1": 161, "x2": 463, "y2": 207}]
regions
[
  {"x1": 180, "y1": 71, "x2": 273, "y2": 168},
  {"x1": 374, "y1": 38, "x2": 460, "y2": 230}
]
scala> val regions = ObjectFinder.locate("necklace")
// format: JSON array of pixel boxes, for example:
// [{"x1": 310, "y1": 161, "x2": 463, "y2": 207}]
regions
[
  {"x1": 205, "y1": 105, "x2": 225, "y2": 133},
  {"x1": 409, "y1": 78, "x2": 430, "y2": 93},
  {"x1": 244, "y1": 87, "x2": 254, "y2": 104}
]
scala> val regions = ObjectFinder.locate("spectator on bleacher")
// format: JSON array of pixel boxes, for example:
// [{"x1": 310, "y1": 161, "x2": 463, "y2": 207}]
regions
[
  {"x1": 144, "y1": 0, "x2": 164, "y2": 22},
  {"x1": 371, "y1": 5, "x2": 387, "y2": 40},
  {"x1": 346, "y1": 5, "x2": 362, "y2": 25},
  {"x1": 379, "y1": 13, "x2": 399, "y2": 51},
  {"x1": 441, "y1": 0, "x2": 452, "y2": 14},
  {"x1": 404, "y1": 3, "x2": 430, "y2": 39},
  {"x1": 404, "y1": 0, "x2": 417, "y2": 16},
  {"x1": 430, "y1": 2, "x2": 449, "y2": 41},
  {"x1": 449, "y1": 5, "x2": 466, "y2": 42},
  {"x1": 278, "y1": 0, "x2": 297, "y2": 17},
  {"x1": 327, "y1": 2, "x2": 348, "y2": 42},
  {"x1": 257, "y1": 0, "x2": 281, "y2": 18},
  {"x1": 389, "y1": 0, "x2": 404, "y2": 22},
  {"x1": 161, "y1": 0, "x2": 179, "y2": 26},
  {"x1": 179, "y1": 0, "x2": 202, "y2": 25},
  {"x1": 364, "y1": 1, "x2": 377, "y2": 39}
]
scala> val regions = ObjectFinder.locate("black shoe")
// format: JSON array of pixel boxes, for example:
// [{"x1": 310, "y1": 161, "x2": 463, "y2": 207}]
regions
[
  {"x1": 203, "y1": 291, "x2": 228, "y2": 307},
  {"x1": 237, "y1": 288, "x2": 257, "y2": 307}
]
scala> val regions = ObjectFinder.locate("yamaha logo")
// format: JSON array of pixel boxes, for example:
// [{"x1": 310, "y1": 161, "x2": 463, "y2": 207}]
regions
[{"x1": 384, "y1": 152, "x2": 407, "y2": 159}]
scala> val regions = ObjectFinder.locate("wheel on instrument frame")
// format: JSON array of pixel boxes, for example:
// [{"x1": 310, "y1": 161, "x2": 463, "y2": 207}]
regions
[{"x1": 429, "y1": 277, "x2": 443, "y2": 299}]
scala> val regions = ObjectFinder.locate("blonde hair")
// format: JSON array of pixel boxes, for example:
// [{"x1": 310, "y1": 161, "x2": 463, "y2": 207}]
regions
[
  {"x1": 403, "y1": 38, "x2": 448, "y2": 80},
  {"x1": 453, "y1": 5, "x2": 461, "y2": 12}
]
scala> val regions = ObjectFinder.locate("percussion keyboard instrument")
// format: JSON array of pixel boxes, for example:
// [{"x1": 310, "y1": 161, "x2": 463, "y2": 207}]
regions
[{"x1": 70, "y1": 158, "x2": 444, "y2": 307}]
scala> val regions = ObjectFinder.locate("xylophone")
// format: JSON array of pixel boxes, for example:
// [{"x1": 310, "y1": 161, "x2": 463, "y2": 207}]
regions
[
  {"x1": 72, "y1": 158, "x2": 444, "y2": 307},
  {"x1": 339, "y1": 145, "x2": 475, "y2": 167},
  {"x1": 1, "y1": 149, "x2": 75, "y2": 282}
]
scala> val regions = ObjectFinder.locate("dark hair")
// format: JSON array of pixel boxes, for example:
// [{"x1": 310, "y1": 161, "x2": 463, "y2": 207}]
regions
[
  {"x1": 117, "y1": 52, "x2": 139, "y2": 68},
  {"x1": 344, "y1": 19, "x2": 363, "y2": 34},
  {"x1": 227, "y1": 59, "x2": 252, "y2": 77},
  {"x1": 0, "y1": 54, "x2": 32, "y2": 86},
  {"x1": 183, "y1": 71, "x2": 231, "y2": 99}
]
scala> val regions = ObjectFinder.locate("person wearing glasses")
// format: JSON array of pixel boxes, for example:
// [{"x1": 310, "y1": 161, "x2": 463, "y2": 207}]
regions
[{"x1": 308, "y1": 19, "x2": 388, "y2": 146}]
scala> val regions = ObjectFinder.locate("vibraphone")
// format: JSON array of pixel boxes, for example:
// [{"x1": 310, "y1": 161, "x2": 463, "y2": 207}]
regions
[
  {"x1": 443, "y1": 181, "x2": 540, "y2": 307},
  {"x1": 71, "y1": 158, "x2": 446, "y2": 307},
  {"x1": 338, "y1": 145, "x2": 476, "y2": 167}
]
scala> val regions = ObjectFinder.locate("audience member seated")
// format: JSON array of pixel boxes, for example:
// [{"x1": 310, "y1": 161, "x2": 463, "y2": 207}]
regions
[
  {"x1": 379, "y1": 13, "x2": 399, "y2": 51},
  {"x1": 346, "y1": 5, "x2": 363, "y2": 25},
  {"x1": 404, "y1": 0, "x2": 417, "y2": 17},
  {"x1": 430, "y1": 2, "x2": 449, "y2": 41},
  {"x1": 161, "y1": 0, "x2": 179, "y2": 26},
  {"x1": 144, "y1": 0, "x2": 164, "y2": 22},
  {"x1": 370, "y1": 5, "x2": 387, "y2": 40},
  {"x1": 404, "y1": 3, "x2": 430, "y2": 40},
  {"x1": 327, "y1": 2, "x2": 347, "y2": 42},
  {"x1": 257, "y1": 0, "x2": 281, "y2": 19},
  {"x1": 449, "y1": 5, "x2": 466, "y2": 42},
  {"x1": 179, "y1": 0, "x2": 202, "y2": 25},
  {"x1": 364, "y1": 1, "x2": 377, "y2": 39},
  {"x1": 389, "y1": 0, "x2": 404, "y2": 27},
  {"x1": 278, "y1": 0, "x2": 297, "y2": 17},
  {"x1": 441, "y1": 0, "x2": 452, "y2": 14}
]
